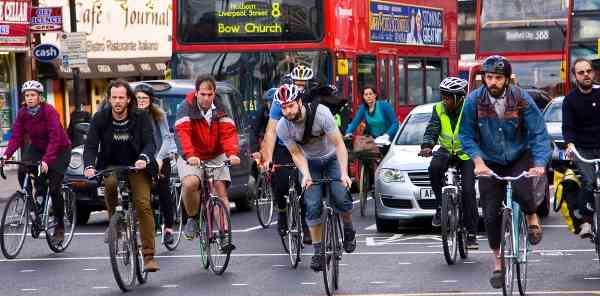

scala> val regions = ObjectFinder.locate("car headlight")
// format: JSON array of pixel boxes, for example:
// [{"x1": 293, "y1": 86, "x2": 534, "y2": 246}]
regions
[
  {"x1": 380, "y1": 168, "x2": 405, "y2": 183},
  {"x1": 69, "y1": 152, "x2": 83, "y2": 169}
]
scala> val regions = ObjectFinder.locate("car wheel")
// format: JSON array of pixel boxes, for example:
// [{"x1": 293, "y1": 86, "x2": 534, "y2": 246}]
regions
[
  {"x1": 375, "y1": 206, "x2": 399, "y2": 232},
  {"x1": 76, "y1": 204, "x2": 92, "y2": 226}
]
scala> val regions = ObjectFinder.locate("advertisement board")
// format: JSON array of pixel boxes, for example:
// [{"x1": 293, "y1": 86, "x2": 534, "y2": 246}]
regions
[{"x1": 0, "y1": 0, "x2": 30, "y2": 51}]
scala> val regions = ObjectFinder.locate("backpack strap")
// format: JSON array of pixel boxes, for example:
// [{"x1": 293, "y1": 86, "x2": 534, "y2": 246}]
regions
[{"x1": 298, "y1": 102, "x2": 322, "y2": 145}]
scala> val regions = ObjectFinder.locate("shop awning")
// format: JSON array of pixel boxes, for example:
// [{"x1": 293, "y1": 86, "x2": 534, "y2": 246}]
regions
[{"x1": 50, "y1": 57, "x2": 169, "y2": 80}]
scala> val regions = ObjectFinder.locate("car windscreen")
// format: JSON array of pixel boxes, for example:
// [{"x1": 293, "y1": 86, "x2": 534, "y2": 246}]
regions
[
  {"x1": 394, "y1": 112, "x2": 431, "y2": 145},
  {"x1": 543, "y1": 101, "x2": 562, "y2": 123}
]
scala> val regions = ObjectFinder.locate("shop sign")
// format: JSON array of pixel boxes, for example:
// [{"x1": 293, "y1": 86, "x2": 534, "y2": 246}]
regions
[
  {"x1": 30, "y1": 6, "x2": 62, "y2": 33},
  {"x1": 33, "y1": 43, "x2": 59, "y2": 62},
  {"x1": 0, "y1": 0, "x2": 30, "y2": 50},
  {"x1": 369, "y1": 0, "x2": 443, "y2": 47}
]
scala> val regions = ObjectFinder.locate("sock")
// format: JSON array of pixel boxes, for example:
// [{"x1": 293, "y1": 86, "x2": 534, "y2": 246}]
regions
[
  {"x1": 343, "y1": 222, "x2": 353, "y2": 233},
  {"x1": 313, "y1": 242, "x2": 321, "y2": 255}
]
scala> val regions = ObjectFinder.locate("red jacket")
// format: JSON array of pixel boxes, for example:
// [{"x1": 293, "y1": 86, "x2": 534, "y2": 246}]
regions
[{"x1": 174, "y1": 92, "x2": 239, "y2": 160}]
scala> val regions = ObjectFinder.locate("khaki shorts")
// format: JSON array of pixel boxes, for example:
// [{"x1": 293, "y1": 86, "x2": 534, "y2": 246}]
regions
[{"x1": 177, "y1": 154, "x2": 231, "y2": 182}]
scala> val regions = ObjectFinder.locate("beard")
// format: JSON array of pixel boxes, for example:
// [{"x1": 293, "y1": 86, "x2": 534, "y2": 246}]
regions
[
  {"x1": 112, "y1": 104, "x2": 127, "y2": 115},
  {"x1": 488, "y1": 86, "x2": 504, "y2": 97},
  {"x1": 577, "y1": 79, "x2": 593, "y2": 91}
]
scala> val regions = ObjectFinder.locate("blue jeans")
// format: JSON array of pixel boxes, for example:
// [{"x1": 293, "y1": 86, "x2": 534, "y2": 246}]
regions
[{"x1": 303, "y1": 155, "x2": 353, "y2": 227}]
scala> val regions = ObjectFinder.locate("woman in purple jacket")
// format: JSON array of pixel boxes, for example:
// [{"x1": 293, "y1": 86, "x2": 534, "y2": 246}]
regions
[{"x1": 0, "y1": 80, "x2": 71, "y2": 243}]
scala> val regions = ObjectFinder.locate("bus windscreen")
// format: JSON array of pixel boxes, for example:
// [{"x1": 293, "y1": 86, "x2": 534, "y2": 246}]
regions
[{"x1": 177, "y1": 0, "x2": 323, "y2": 43}]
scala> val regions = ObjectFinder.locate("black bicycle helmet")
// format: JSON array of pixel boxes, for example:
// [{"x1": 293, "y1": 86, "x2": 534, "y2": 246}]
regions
[{"x1": 481, "y1": 55, "x2": 512, "y2": 78}]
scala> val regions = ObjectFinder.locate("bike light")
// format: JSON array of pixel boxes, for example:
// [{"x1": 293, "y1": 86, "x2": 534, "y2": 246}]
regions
[{"x1": 69, "y1": 152, "x2": 83, "y2": 169}]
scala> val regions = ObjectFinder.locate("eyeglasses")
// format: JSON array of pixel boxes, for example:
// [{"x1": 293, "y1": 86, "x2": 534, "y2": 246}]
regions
[
  {"x1": 576, "y1": 69, "x2": 593, "y2": 75},
  {"x1": 136, "y1": 96, "x2": 150, "y2": 100}
]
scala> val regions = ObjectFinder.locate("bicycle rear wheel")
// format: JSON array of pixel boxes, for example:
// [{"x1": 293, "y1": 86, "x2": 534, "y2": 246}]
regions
[
  {"x1": 287, "y1": 191, "x2": 301, "y2": 268},
  {"x1": 108, "y1": 212, "x2": 136, "y2": 292},
  {"x1": 500, "y1": 210, "x2": 515, "y2": 296},
  {"x1": 47, "y1": 187, "x2": 77, "y2": 253},
  {"x1": 441, "y1": 189, "x2": 458, "y2": 265},
  {"x1": 198, "y1": 211, "x2": 210, "y2": 270},
  {"x1": 0, "y1": 192, "x2": 29, "y2": 259},
  {"x1": 458, "y1": 196, "x2": 468, "y2": 260},
  {"x1": 256, "y1": 174, "x2": 274, "y2": 228},
  {"x1": 165, "y1": 183, "x2": 183, "y2": 251},
  {"x1": 358, "y1": 164, "x2": 368, "y2": 217},
  {"x1": 207, "y1": 198, "x2": 232, "y2": 275},
  {"x1": 516, "y1": 211, "x2": 528, "y2": 296}
]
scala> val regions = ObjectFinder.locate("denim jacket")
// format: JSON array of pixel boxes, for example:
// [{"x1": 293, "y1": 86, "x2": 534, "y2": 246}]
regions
[
  {"x1": 153, "y1": 115, "x2": 177, "y2": 161},
  {"x1": 458, "y1": 86, "x2": 551, "y2": 167}
]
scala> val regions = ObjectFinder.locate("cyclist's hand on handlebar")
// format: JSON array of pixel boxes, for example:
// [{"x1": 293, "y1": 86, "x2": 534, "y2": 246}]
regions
[
  {"x1": 40, "y1": 161, "x2": 49, "y2": 174},
  {"x1": 474, "y1": 162, "x2": 492, "y2": 176},
  {"x1": 84, "y1": 167, "x2": 96, "y2": 178},
  {"x1": 340, "y1": 175, "x2": 352, "y2": 188},
  {"x1": 418, "y1": 148, "x2": 432, "y2": 157},
  {"x1": 134, "y1": 159, "x2": 147, "y2": 170},
  {"x1": 565, "y1": 143, "x2": 575, "y2": 160},
  {"x1": 228, "y1": 155, "x2": 241, "y2": 166},
  {"x1": 187, "y1": 156, "x2": 201, "y2": 167},
  {"x1": 528, "y1": 166, "x2": 545, "y2": 177},
  {"x1": 302, "y1": 175, "x2": 313, "y2": 189},
  {"x1": 343, "y1": 133, "x2": 352, "y2": 140}
]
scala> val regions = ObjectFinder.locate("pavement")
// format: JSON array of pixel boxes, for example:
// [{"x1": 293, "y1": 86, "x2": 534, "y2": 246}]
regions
[{"x1": 0, "y1": 169, "x2": 18, "y2": 202}]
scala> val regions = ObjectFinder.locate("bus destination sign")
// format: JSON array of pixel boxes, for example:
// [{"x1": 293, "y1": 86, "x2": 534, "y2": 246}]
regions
[{"x1": 216, "y1": 2, "x2": 283, "y2": 37}]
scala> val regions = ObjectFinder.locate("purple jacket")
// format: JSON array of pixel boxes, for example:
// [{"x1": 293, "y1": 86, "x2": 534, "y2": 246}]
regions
[{"x1": 4, "y1": 103, "x2": 71, "y2": 165}]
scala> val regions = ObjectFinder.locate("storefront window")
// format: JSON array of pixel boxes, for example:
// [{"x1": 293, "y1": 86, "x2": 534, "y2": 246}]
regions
[{"x1": 0, "y1": 53, "x2": 16, "y2": 145}]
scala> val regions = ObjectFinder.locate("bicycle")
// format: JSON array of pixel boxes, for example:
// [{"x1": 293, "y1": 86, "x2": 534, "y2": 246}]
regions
[
  {"x1": 274, "y1": 163, "x2": 303, "y2": 268},
  {"x1": 481, "y1": 171, "x2": 531, "y2": 296},
  {"x1": 193, "y1": 160, "x2": 234, "y2": 275},
  {"x1": 255, "y1": 167, "x2": 274, "y2": 228},
  {"x1": 90, "y1": 166, "x2": 148, "y2": 292},
  {"x1": 0, "y1": 160, "x2": 76, "y2": 259},
  {"x1": 311, "y1": 178, "x2": 350, "y2": 296},
  {"x1": 571, "y1": 146, "x2": 600, "y2": 263},
  {"x1": 440, "y1": 156, "x2": 469, "y2": 265},
  {"x1": 149, "y1": 162, "x2": 183, "y2": 251}
]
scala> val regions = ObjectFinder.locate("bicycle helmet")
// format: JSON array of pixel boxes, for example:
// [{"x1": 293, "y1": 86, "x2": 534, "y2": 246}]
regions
[
  {"x1": 274, "y1": 84, "x2": 302, "y2": 105},
  {"x1": 21, "y1": 80, "x2": 44, "y2": 94},
  {"x1": 263, "y1": 88, "x2": 277, "y2": 102},
  {"x1": 439, "y1": 77, "x2": 467, "y2": 96},
  {"x1": 290, "y1": 65, "x2": 314, "y2": 81},
  {"x1": 481, "y1": 55, "x2": 512, "y2": 78}
]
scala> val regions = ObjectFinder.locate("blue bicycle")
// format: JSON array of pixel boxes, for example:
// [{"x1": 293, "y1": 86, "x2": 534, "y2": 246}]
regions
[{"x1": 483, "y1": 171, "x2": 530, "y2": 296}]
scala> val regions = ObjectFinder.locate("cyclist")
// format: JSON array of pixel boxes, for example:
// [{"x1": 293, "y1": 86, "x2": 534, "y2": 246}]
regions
[
  {"x1": 418, "y1": 77, "x2": 479, "y2": 249},
  {"x1": 0, "y1": 80, "x2": 71, "y2": 244},
  {"x1": 251, "y1": 88, "x2": 277, "y2": 153},
  {"x1": 344, "y1": 86, "x2": 399, "y2": 145},
  {"x1": 174, "y1": 74, "x2": 240, "y2": 252},
  {"x1": 274, "y1": 83, "x2": 356, "y2": 272},
  {"x1": 459, "y1": 55, "x2": 551, "y2": 288},
  {"x1": 134, "y1": 83, "x2": 178, "y2": 244},
  {"x1": 563, "y1": 58, "x2": 600, "y2": 238},
  {"x1": 290, "y1": 64, "x2": 314, "y2": 92},
  {"x1": 83, "y1": 79, "x2": 159, "y2": 272}
]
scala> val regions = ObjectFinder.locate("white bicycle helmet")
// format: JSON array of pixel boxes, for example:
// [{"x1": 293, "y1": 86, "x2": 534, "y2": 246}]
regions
[
  {"x1": 439, "y1": 77, "x2": 467, "y2": 96},
  {"x1": 290, "y1": 65, "x2": 314, "y2": 81},
  {"x1": 21, "y1": 80, "x2": 44, "y2": 94},
  {"x1": 274, "y1": 84, "x2": 303, "y2": 105}
]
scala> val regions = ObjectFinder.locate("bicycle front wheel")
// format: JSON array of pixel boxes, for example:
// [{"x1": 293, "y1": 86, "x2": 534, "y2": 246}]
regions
[
  {"x1": 0, "y1": 192, "x2": 29, "y2": 259},
  {"x1": 287, "y1": 192, "x2": 301, "y2": 268},
  {"x1": 594, "y1": 193, "x2": 600, "y2": 264},
  {"x1": 132, "y1": 210, "x2": 148, "y2": 285},
  {"x1": 358, "y1": 164, "x2": 368, "y2": 217},
  {"x1": 516, "y1": 211, "x2": 529, "y2": 296},
  {"x1": 108, "y1": 212, "x2": 136, "y2": 292},
  {"x1": 165, "y1": 183, "x2": 183, "y2": 251},
  {"x1": 322, "y1": 211, "x2": 338, "y2": 296},
  {"x1": 500, "y1": 210, "x2": 515, "y2": 296},
  {"x1": 441, "y1": 189, "x2": 458, "y2": 265},
  {"x1": 207, "y1": 198, "x2": 232, "y2": 275},
  {"x1": 256, "y1": 174, "x2": 274, "y2": 228},
  {"x1": 47, "y1": 186, "x2": 77, "y2": 253},
  {"x1": 198, "y1": 211, "x2": 210, "y2": 270}
]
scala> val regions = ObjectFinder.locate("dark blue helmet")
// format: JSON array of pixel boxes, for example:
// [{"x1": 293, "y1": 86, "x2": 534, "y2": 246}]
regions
[{"x1": 481, "y1": 55, "x2": 512, "y2": 78}]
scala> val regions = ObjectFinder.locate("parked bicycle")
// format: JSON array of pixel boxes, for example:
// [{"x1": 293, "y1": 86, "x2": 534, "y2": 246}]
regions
[
  {"x1": 440, "y1": 156, "x2": 469, "y2": 265},
  {"x1": 481, "y1": 171, "x2": 531, "y2": 296},
  {"x1": 0, "y1": 160, "x2": 76, "y2": 259}
]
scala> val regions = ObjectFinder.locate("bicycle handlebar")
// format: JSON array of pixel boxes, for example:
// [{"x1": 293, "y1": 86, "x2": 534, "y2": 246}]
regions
[
  {"x1": 87, "y1": 166, "x2": 139, "y2": 180},
  {"x1": 195, "y1": 160, "x2": 232, "y2": 169},
  {"x1": 571, "y1": 146, "x2": 600, "y2": 164},
  {"x1": 480, "y1": 171, "x2": 530, "y2": 181},
  {"x1": 0, "y1": 160, "x2": 41, "y2": 180}
]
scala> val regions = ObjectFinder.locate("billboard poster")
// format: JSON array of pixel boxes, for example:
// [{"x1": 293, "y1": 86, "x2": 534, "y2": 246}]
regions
[
  {"x1": 0, "y1": 0, "x2": 30, "y2": 50},
  {"x1": 369, "y1": 0, "x2": 443, "y2": 47},
  {"x1": 30, "y1": 6, "x2": 62, "y2": 33}
]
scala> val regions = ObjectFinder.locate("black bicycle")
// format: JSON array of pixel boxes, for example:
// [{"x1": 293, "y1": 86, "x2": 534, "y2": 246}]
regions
[
  {"x1": 440, "y1": 157, "x2": 469, "y2": 265},
  {"x1": 275, "y1": 163, "x2": 303, "y2": 268},
  {"x1": 150, "y1": 162, "x2": 183, "y2": 251},
  {"x1": 90, "y1": 166, "x2": 147, "y2": 292},
  {"x1": 255, "y1": 168, "x2": 274, "y2": 228},
  {"x1": 0, "y1": 160, "x2": 76, "y2": 259}
]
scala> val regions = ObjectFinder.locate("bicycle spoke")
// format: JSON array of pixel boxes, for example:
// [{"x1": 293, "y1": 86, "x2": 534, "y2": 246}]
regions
[{"x1": 1, "y1": 192, "x2": 28, "y2": 259}]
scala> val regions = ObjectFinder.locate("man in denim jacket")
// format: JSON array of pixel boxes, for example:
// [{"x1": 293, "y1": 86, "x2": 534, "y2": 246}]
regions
[{"x1": 459, "y1": 55, "x2": 551, "y2": 289}]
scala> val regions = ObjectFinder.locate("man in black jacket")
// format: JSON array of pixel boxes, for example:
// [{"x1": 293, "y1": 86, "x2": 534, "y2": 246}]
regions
[{"x1": 83, "y1": 79, "x2": 159, "y2": 272}]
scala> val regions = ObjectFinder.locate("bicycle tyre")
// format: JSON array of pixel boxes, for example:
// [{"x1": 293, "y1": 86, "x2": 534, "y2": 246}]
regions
[
  {"x1": 47, "y1": 187, "x2": 77, "y2": 253},
  {"x1": 0, "y1": 192, "x2": 29, "y2": 259},
  {"x1": 165, "y1": 184, "x2": 183, "y2": 251},
  {"x1": 358, "y1": 164, "x2": 368, "y2": 217},
  {"x1": 132, "y1": 210, "x2": 148, "y2": 285},
  {"x1": 256, "y1": 173, "x2": 274, "y2": 228},
  {"x1": 322, "y1": 211, "x2": 336, "y2": 296},
  {"x1": 458, "y1": 194, "x2": 468, "y2": 260},
  {"x1": 108, "y1": 212, "x2": 136, "y2": 292},
  {"x1": 500, "y1": 209, "x2": 515, "y2": 296},
  {"x1": 198, "y1": 210, "x2": 210, "y2": 270},
  {"x1": 288, "y1": 189, "x2": 302, "y2": 268},
  {"x1": 516, "y1": 211, "x2": 528, "y2": 296},
  {"x1": 441, "y1": 189, "x2": 458, "y2": 265},
  {"x1": 207, "y1": 198, "x2": 232, "y2": 275},
  {"x1": 594, "y1": 192, "x2": 600, "y2": 264}
]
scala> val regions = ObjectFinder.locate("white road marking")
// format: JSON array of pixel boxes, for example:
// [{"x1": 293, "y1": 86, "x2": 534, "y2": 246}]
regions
[
  {"x1": 20, "y1": 289, "x2": 38, "y2": 292},
  {"x1": 370, "y1": 281, "x2": 386, "y2": 284},
  {"x1": 463, "y1": 261, "x2": 475, "y2": 264},
  {"x1": 441, "y1": 280, "x2": 458, "y2": 283},
  {"x1": 301, "y1": 282, "x2": 317, "y2": 285},
  {"x1": 272, "y1": 264, "x2": 287, "y2": 267},
  {"x1": 161, "y1": 284, "x2": 179, "y2": 288},
  {"x1": 338, "y1": 291, "x2": 600, "y2": 295},
  {"x1": 83, "y1": 268, "x2": 96, "y2": 271},
  {"x1": 91, "y1": 286, "x2": 109, "y2": 289},
  {"x1": 398, "y1": 262, "x2": 412, "y2": 265},
  {"x1": 20, "y1": 269, "x2": 36, "y2": 273},
  {"x1": 339, "y1": 263, "x2": 349, "y2": 266},
  {"x1": 232, "y1": 283, "x2": 249, "y2": 286},
  {"x1": 584, "y1": 277, "x2": 600, "y2": 280}
]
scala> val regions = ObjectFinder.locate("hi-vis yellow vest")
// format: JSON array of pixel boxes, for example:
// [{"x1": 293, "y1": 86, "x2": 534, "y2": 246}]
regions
[{"x1": 435, "y1": 102, "x2": 469, "y2": 160}]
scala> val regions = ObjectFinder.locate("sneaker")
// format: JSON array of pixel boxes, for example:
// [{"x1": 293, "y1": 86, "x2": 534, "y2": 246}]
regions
[
  {"x1": 277, "y1": 212, "x2": 287, "y2": 237},
  {"x1": 163, "y1": 229, "x2": 175, "y2": 245},
  {"x1": 52, "y1": 224, "x2": 65, "y2": 244},
  {"x1": 466, "y1": 233, "x2": 479, "y2": 250},
  {"x1": 219, "y1": 233, "x2": 236, "y2": 253},
  {"x1": 343, "y1": 228, "x2": 357, "y2": 253},
  {"x1": 143, "y1": 256, "x2": 160, "y2": 272},
  {"x1": 184, "y1": 218, "x2": 198, "y2": 240},
  {"x1": 431, "y1": 209, "x2": 441, "y2": 227},
  {"x1": 490, "y1": 270, "x2": 504, "y2": 289},
  {"x1": 580, "y1": 222, "x2": 593, "y2": 239},
  {"x1": 302, "y1": 227, "x2": 312, "y2": 244},
  {"x1": 310, "y1": 254, "x2": 324, "y2": 272}
]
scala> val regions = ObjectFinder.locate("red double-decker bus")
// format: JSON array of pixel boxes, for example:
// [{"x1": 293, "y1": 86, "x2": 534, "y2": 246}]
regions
[
  {"x1": 475, "y1": 0, "x2": 568, "y2": 98},
  {"x1": 565, "y1": 0, "x2": 600, "y2": 91},
  {"x1": 172, "y1": 0, "x2": 458, "y2": 122}
]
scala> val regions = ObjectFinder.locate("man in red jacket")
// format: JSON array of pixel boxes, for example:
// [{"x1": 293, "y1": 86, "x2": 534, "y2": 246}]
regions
[{"x1": 174, "y1": 74, "x2": 240, "y2": 251}]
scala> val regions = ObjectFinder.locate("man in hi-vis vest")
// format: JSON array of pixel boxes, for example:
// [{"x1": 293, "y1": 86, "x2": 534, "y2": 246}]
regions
[{"x1": 418, "y1": 77, "x2": 479, "y2": 250}]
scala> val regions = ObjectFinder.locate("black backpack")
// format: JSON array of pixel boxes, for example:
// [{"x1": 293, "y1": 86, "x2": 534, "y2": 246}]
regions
[{"x1": 297, "y1": 85, "x2": 348, "y2": 145}]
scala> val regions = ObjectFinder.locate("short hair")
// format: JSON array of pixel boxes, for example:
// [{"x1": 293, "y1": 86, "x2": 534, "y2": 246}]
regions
[
  {"x1": 571, "y1": 58, "x2": 593, "y2": 75},
  {"x1": 195, "y1": 74, "x2": 217, "y2": 91},
  {"x1": 106, "y1": 79, "x2": 136, "y2": 109}
]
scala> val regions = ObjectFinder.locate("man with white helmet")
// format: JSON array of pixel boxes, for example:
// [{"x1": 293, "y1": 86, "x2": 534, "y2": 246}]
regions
[{"x1": 419, "y1": 77, "x2": 479, "y2": 249}]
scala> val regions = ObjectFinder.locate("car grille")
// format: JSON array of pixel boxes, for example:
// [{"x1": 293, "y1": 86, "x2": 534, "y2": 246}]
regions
[
  {"x1": 407, "y1": 171, "x2": 431, "y2": 187},
  {"x1": 418, "y1": 199, "x2": 437, "y2": 209},
  {"x1": 381, "y1": 196, "x2": 412, "y2": 209}
]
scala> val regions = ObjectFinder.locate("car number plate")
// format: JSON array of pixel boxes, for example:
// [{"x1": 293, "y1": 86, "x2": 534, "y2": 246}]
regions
[
  {"x1": 97, "y1": 186, "x2": 105, "y2": 197},
  {"x1": 420, "y1": 188, "x2": 435, "y2": 200}
]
